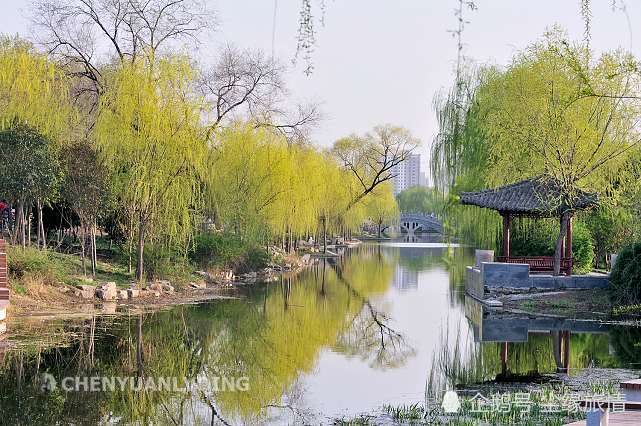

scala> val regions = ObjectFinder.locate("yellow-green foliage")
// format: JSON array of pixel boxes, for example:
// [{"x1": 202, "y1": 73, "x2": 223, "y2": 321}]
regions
[
  {"x1": 0, "y1": 37, "x2": 73, "y2": 140},
  {"x1": 207, "y1": 124, "x2": 394, "y2": 243},
  {"x1": 432, "y1": 30, "x2": 641, "y2": 249},
  {"x1": 366, "y1": 182, "x2": 399, "y2": 227},
  {"x1": 94, "y1": 57, "x2": 206, "y2": 247},
  {"x1": 476, "y1": 30, "x2": 640, "y2": 191}
]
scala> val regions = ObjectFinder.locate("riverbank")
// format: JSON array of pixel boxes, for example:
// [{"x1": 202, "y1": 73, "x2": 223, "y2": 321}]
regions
[
  {"x1": 494, "y1": 288, "x2": 613, "y2": 318},
  {"x1": 481, "y1": 286, "x2": 641, "y2": 322},
  {"x1": 5, "y1": 240, "x2": 356, "y2": 319}
]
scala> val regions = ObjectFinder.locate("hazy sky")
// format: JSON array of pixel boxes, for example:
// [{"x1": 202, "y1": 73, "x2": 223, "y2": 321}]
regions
[{"x1": 2, "y1": 1, "x2": 640, "y2": 176}]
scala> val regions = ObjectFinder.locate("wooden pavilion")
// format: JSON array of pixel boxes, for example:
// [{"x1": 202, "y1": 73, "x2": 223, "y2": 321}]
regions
[{"x1": 460, "y1": 177, "x2": 598, "y2": 275}]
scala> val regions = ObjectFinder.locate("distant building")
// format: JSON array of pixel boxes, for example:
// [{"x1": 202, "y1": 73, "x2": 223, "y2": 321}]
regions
[{"x1": 391, "y1": 153, "x2": 421, "y2": 195}]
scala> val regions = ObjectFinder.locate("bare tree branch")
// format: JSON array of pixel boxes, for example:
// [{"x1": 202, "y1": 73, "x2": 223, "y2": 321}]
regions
[
  {"x1": 333, "y1": 125, "x2": 420, "y2": 211},
  {"x1": 200, "y1": 45, "x2": 321, "y2": 143}
]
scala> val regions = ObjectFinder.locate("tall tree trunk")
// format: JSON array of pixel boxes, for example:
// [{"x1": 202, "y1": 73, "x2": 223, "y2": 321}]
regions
[
  {"x1": 136, "y1": 218, "x2": 146, "y2": 283},
  {"x1": 16, "y1": 200, "x2": 25, "y2": 248},
  {"x1": 40, "y1": 208, "x2": 46, "y2": 249},
  {"x1": 322, "y1": 215, "x2": 327, "y2": 254},
  {"x1": 80, "y1": 223, "x2": 87, "y2": 276},
  {"x1": 26, "y1": 205, "x2": 32, "y2": 247},
  {"x1": 377, "y1": 221, "x2": 382, "y2": 238},
  {"x1": 553, "y1": 212, "x2": 570, "y2": 276},
  {"x1": 36, "y1": 199, "x2": 46, "y2": 250},
  {"x1": 128, "y1": 239, "x2": 133, "y2": 275},
  {"x1": 36, "y1": 200, "x2": 41, "y2": 248},
  {"x1": 285, "y1": 227, "x2": 290, "y2": 253},
  {"x1": 91, "y1": 219, "x2": 97, "y2": 277}
]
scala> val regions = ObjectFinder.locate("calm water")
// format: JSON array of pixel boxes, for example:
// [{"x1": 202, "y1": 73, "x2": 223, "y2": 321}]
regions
[{"x1": 1, "y1": 241, "x2": 640, "y2": 425}]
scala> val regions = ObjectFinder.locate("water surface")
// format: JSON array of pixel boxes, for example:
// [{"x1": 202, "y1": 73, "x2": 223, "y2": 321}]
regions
[{"x1": 1, "y1": 242, "x2": 639, "y2": 424}]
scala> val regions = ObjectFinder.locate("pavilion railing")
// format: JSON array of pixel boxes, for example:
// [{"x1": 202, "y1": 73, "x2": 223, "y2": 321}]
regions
[{"x1": 495, "y1": 256, "x2": 573, "y2": 275}]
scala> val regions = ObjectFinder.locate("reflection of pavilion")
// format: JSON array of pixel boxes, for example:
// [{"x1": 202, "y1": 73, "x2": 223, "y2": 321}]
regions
[
  {"x1": 392, "y1": 265, "x2": 418, "y2": 291},
  {"x1": 465, "y1": 296, "x2": 608, "y2": 374}
]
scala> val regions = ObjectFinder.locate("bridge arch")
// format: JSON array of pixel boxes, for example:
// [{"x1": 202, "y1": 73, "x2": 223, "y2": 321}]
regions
[{"x1": 399, "y1": 212, "x2": 443, "y2": 235}]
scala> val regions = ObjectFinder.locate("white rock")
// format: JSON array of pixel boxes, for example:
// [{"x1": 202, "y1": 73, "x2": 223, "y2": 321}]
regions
[{"x1": 75, "y1": 285, "x2": 96, "y2": 299}]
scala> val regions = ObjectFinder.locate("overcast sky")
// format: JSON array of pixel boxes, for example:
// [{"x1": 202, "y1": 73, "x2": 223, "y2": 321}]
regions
[{"x1": 2, "y1": 1, "x2": 640, "y2": 178}]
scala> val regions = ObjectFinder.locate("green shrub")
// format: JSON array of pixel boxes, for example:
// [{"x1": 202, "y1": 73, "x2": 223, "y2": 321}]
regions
[
  {"x1": 572, "y1": 222, "x2": 595, "y2": 274},
  {"x1": 143, "y1": 244, "x2": 192, "y2": 284},
  {"x1": 12, "y1": 283, "x2": 27, "y2": 295},
  {"x1": 609, "y1": 241, "x2": 641, "y2": 305},
  {"x1": 7, "y1": 246, "x2": 55, "y2": 279},
  {"x1": 584, "y1": 206, "x2": 633, "y2": 268},
  {"x1": 192, "y1": 232, "x2": 269, "y2": 273},
  {"x1": 509, "y1": 219, "x2": 594, "y2": 273},
  {"x1": 192, "y1": 233, "x2": 245, "y2": 267},
  {"x1": 239, "y1": 246, "x2": 269, "y2": 274}
]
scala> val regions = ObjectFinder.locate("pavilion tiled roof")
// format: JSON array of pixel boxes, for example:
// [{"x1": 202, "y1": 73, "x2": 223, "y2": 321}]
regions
[{"x1": 459, "y1": 176, "x2": 598, "y2": 216}]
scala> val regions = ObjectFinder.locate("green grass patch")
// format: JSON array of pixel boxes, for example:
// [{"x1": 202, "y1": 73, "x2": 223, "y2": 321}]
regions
[
  {"x1": 383, "y1": 403, "x2": 425, "y2": 422},
  {"x1": 333, "y1": 415, "x2": 374, "y2": 425},
  {"x1": 7, "y1": 245, "x2": 132, "y2": 290}
]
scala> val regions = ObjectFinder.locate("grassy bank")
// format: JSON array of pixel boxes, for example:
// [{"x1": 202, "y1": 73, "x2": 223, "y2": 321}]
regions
[{"x1": 4, "y1": 232, "x2": 304, "y2": 314}]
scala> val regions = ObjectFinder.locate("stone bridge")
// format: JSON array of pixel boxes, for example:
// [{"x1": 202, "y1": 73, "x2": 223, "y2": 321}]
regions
[{"x1": 399, "y1": 212, "x2": 443, "y2": 235}]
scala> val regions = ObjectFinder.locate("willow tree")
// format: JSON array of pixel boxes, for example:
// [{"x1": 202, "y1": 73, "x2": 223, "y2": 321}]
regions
[
  {"x1": 476, "y1": 30, "x2": 641, "y2": 274},
  {"x1": 333, "y1": 125, "x2": 420, "y2": 211},
  {"x1": 366, "y1": 183, "x2": 399, "y2": 238},
  {"x1": 0, "y1": 37, "x2": 73, "y2": 247},
  {"x1": 206, "y1": 125, "x2": 361, "y2": 251},
  {"x1": 206, "y1": 125, "x2": 292, "y2": 243},
  {"x1": 313, "y1": 152, "x2": 354, "y2": 252},
  {"x1": 94, "y1": 57, "x2": 205, "y2": 282}
]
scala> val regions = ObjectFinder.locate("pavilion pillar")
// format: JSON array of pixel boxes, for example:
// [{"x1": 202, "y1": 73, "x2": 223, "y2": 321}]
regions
[
  {"x1": 566, "y1": 215, "x2": 573, "y2": 275},
  {"x1": 565, "y1": 215, "x2": 573, "y2": 258},
  {"x1": 502, "y1": 213, "x2": 511, "y2": 257},
  {"x1": 559, "y1": 216, "x2": 565, "y2": 256}
]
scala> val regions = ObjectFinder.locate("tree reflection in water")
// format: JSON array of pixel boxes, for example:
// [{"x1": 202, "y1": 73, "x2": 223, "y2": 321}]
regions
[{"x1": 0, "y1": 244, "x2": 416, "y2": 424}]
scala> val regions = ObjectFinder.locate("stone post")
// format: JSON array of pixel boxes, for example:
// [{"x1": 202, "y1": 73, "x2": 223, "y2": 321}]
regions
[{"x1": 475, "y1": 249, "x2": 494, "y2": 268}]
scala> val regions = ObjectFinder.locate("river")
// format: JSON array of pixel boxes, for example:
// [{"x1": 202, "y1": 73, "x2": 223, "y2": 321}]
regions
[{"x1": 1, "y1": 240, "x2": 639, "y2": 424}]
